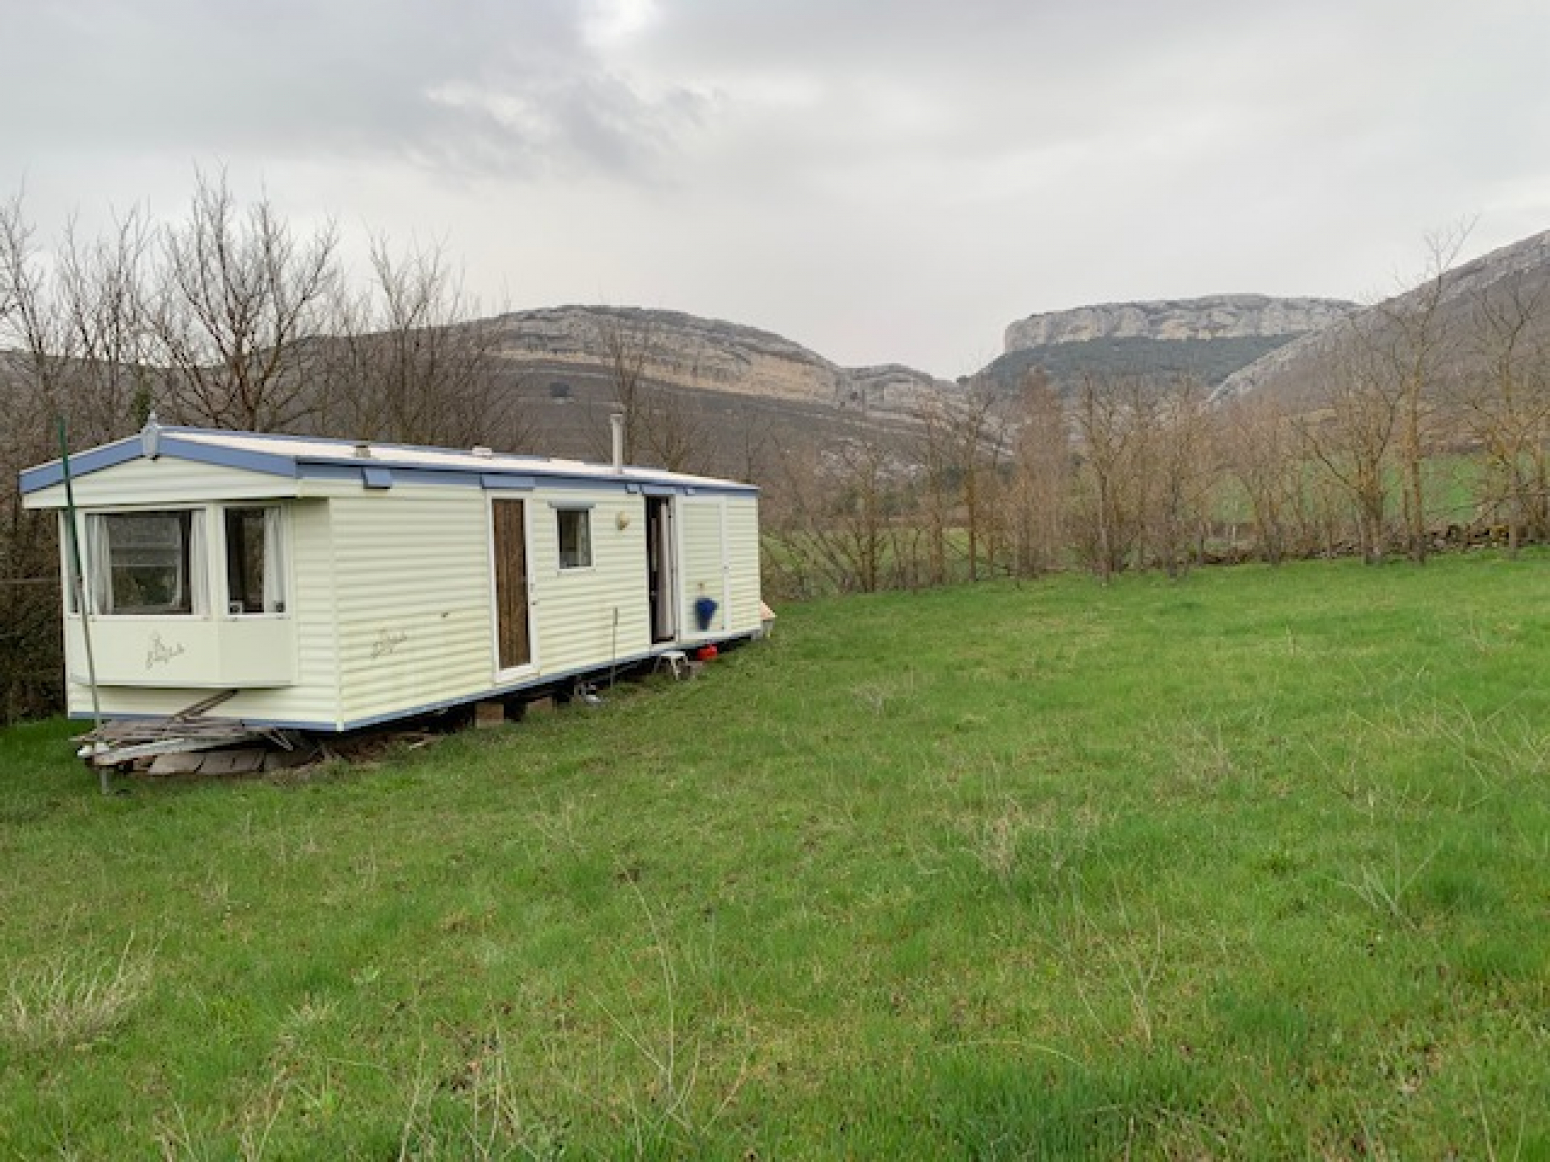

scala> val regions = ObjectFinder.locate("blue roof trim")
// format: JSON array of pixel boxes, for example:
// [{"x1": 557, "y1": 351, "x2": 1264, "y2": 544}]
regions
[
  {"x1": 298, "y1": 463, "x2": 369, "y2": 484},
  {"x1": 296, "y1": 462, "x2": 487, "y2": 489},
  {"x1": 20, "y1": 437, "x2": 144, "y2": 493},
  {"x1": 481, "y1": 474, "x2": 536, "y2": 491},
  {"x1": 23, "y1": 424, "x2": 759, "y2": 498},
  {"x1": 293, "y1": 460, "x2": 754, "y2": 496},
  {"x1": 156, "y1": 436, "x2": 300, "y2": 479},
  {"x1": 362, "y1": 467, "x2": 393, "y2": 490},
  {"x1": 151, "y1": 424, "x2": 560, "y2": 465},
  {"x1": 20, "y1": 433, "x2": 303, "y2": 495}
]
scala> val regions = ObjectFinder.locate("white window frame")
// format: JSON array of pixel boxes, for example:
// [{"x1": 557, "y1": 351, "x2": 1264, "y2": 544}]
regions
[
  {"x1": 80, "y1": 508, "x2": 208, "y2": 618},
  {"x1": 221, "y1": 504, "x2": 289, "y2": 617},
  {"x1": 555, "y1": 505, "x2": 594, "y2": 571}
]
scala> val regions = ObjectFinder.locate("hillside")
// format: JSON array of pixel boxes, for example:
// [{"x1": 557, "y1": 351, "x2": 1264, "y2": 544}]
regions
[{"x1": 1214, "y1": 229, "x2": 1550, "y2": 404}]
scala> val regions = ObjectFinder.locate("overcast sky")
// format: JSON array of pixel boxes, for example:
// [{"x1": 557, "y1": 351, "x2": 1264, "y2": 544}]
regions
[{"x1": 4, "y1": 0, "x2": 1548, "y2": 376}]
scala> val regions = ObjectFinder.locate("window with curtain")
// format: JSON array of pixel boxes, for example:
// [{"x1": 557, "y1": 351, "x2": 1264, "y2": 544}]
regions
[
  {"x1": 224, "y1": 506, "x2": 286, "y2": 614},
  {"x1": 556, "y1": 507, "x2": 592, "y2": 569},
  {"x1": 85, "y1": 510, "x2": 206, "y2": 615}
]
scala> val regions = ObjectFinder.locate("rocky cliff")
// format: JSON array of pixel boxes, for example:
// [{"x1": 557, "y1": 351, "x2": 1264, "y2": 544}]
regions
[
  {"x1": 485, "y1": 305, "x2": 952, "y2": 421},
  {"x1": 976, "y1": 294, "x2": 1360, "y2": 395},
  {"x1": 1005, "y1": 294, "x2": 1356, "y2": 351}
]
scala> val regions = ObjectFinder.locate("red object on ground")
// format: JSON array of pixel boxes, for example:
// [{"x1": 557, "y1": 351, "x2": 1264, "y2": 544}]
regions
[{"x1": 695, "y1": 645, "x2": 719, "y2": 662}]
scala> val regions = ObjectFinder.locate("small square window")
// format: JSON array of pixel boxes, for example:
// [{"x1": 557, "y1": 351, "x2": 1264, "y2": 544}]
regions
[{"x1": 556, "y1": 508, "x2": 592, "y2": 569}]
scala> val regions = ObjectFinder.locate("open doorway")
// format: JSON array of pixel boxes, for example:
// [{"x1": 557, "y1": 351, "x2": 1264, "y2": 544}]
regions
[{"x1": 646, "y1": 496, "x2": 677, "y2": 643}]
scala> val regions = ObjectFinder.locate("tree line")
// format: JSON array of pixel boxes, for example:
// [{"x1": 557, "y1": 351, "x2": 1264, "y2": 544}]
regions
[{"x1": 762, "y1": 235, "x2": 1550, "y2": 598}]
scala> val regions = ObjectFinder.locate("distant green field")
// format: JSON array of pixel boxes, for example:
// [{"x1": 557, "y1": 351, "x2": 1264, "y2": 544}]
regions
[{"x1": 3, "y1": 553, "x2": 1549, "y2": 1158}]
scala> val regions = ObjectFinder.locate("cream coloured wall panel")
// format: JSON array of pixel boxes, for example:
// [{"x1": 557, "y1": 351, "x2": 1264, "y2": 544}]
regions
[
  {"x1": 29, "y1": 457, "x2": 299, "y2": 509},
  {"x1": 527, "y1": 491, "x2": 651, "y2": 676},
  {"x1": 331, "y1": 488, "x2": 494, "y2": 724}
]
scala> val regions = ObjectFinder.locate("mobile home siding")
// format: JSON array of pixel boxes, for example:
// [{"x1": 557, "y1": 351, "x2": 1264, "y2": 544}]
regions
[
  {"x1": 30, "y1": 456, "x2": 299, "y2": 509},
  {"x1": 724, "y1": 499, "x2": 762, "y2": 633},
  {"x1": 678, "y1": 498, "x2": 727, "y2": 638},
  {"x1": 527, "y1": 490, "x2": 651, "y2": 676},
  {"x1": 331, "y1": 488, "x2": 494, "y2": 726}
]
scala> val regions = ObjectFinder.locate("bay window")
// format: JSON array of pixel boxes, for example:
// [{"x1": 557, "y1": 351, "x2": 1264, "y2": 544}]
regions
[{"x1": 74, "y1": 505, "x2": 287, "y2": 617}]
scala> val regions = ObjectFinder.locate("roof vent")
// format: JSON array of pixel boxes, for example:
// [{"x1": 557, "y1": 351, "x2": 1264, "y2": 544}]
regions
[
  {"x1": 471, "y1": 446, "x2": 494, "y2": 458},
  {"x1": 353, "y1": 441, "x2": 373, "y2": 459},
  {"x1": 141, "y1": 413, "x2": 162, "y2": 460}
]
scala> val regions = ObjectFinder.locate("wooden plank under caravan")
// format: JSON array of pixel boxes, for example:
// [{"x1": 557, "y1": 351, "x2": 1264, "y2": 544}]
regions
[{"x1": 19, "y1": 420, "x2": 763, "y2": 732}]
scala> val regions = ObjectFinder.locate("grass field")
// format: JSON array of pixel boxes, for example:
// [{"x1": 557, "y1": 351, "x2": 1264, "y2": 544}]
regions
[{"x1": 3, "y1": 553, "x2": 1549, "y2": 1158}]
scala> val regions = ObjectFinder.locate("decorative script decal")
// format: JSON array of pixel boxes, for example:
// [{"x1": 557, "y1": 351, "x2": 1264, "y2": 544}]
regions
[
  {"x1": 145, "y1": 632, "x2": 187, "y2": 670},
  {"x1": 371, "y1": 628, "x2": 410, "y2": 659}
]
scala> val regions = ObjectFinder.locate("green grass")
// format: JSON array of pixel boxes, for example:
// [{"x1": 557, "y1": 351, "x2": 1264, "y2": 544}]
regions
[{"x1": 4, "y1": 553, "x2": 1550, "y2": 1158}]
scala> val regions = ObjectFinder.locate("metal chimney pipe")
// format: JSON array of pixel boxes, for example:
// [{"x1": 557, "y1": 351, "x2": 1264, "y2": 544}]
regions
[{"x1": 610, "y1": 413, "x2": 625, "y2": 472}]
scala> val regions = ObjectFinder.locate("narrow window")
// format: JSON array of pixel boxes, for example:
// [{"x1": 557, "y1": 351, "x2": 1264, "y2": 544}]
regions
[
  {"x1": 556, "y1": 508, "x2": 592, "y2": 569},
  {"x1": 60, "y1": 513, "x2": 79, "y2": 614},
  {"x1": 225, "y1": 507, "x2": 286, "y2": 614},
  {"x1": 85, "y1": 510, "x2": 205, "y2": 615}
]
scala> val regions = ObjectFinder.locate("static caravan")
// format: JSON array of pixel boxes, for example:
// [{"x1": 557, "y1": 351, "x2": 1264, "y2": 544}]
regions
[{"x1": 20, "y1": 421, "x2": 763, "y2": 732}]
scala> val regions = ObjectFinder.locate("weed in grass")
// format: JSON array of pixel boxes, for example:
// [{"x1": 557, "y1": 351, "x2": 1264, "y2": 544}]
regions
[
  {"x1": 1335, "y1": 839, "x2": 1441, "y2": 926},
  {"x1": 1060, "y1": 898, "x2": 1166, "y2": 1052},
  {"x1": 966, "y1": 797, "x2": 1031, "y2": 890},
  {"x1": 232, "y1": 1066, "x2": 292, "y2": 1162},
  {"x1": 590, "y1": 880, "x2": 752, "y2": 1150},
  {"x1": 848, "y1": 672, "x2": 917, "y2": 717},
  {"x1": 2, "y1": 933, "x2": 153, "y2": 1051},
  {"x1": 1174, "y1": 714, "x2": 1240, "y2": 788},
  {"x1": 397, "y1": 1030, "x2": 568, "y2": 1161}
]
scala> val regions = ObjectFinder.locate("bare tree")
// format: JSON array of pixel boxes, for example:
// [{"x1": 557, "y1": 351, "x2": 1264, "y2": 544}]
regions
[
  {"x1": 1221, "y1": 394, "x2": 1302, "y2": 564},
  {"x1": 1069, "y1": 374, "x2": 1151, "y2": 583},
  {"x1": 641, "y1": 343, "x2": 715, "y2": 474},
  {"x1": 318, "y1": 236, "x2": 522, "y2": 449},
  {"x1": 1000, "y1": 368, "x2": 1070, "y2": 577},
  {"x1": 956, "y1": 378, "x2": 1009, "y2": 582},
  {"x1": 769, "y1": 436, "x2": 913, "y2": 595},
  {"x1": 55, "y1": 214, "x2": 158, "y2": 440},
  {"x1": 150, "y1": 169, "x2": 339, "y2": 431},
  {"x1": 1368, "y1": 225, "x2": 1469, "y2": 563},
  {"x1": 592, "y1": 310, "x2": 658, "y2": 463},
  {"x1": 1298, "y1": 324, "x2": 1400, "y2": 564},
  {"x1": 1452, "y1": 269, "x2": 1550, "y2": 553},
  {"x1": 913, "y1": 390, "x2": 958, "y2": 586},
  {"x1": 1144, "y1": 375, "x2": 1217, "y2": 578},
  {"x1": 0, "y1": 195, "x2": 154, "y2": 720},
  {"x1": 910, "y1": 377, "x2": 1010, "y2": 583}
]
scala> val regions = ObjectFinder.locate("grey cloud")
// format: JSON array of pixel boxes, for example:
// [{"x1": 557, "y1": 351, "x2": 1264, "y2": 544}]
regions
[{"x1": 2, "y1": 0, "x2": 699, "y2": 180}]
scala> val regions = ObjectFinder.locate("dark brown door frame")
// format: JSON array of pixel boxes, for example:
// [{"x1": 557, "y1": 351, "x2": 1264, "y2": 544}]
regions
[{"x1": 492, "y1": 498, "x2": 532, "y2": 670}]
